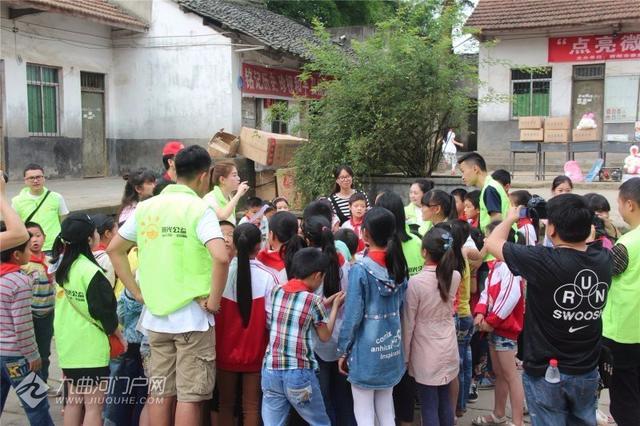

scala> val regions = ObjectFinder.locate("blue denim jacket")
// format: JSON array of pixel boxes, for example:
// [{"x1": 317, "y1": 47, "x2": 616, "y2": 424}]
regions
[
  {"x1": 117, "y1": 289, "x2": 144, "y2": 344},
  {"x1": 337, "y1": 256, "x2": 407, "y2": 389}
]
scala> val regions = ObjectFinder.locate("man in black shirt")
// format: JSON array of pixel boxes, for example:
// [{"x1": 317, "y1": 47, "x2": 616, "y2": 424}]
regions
[{"x1": 485, "y1": 194, "x2": 612, "y2": 426}]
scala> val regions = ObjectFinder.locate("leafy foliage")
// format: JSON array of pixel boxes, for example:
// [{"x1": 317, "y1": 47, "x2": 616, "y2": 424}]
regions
[
  {"x1": 265, "y1": 0, "x2": 396, "y2": 27},
  {"x1": 293, "y1": 1, "x2": 476, "y2": 200}
]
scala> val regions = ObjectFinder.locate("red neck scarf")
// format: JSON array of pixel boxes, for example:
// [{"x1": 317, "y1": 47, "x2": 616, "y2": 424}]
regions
[
  {"x1": 282, "y1": 278, "x2": 310, "y2": 293},
  {"x1": 0, "y1": 263, "x2": 22, "y2": 276},
  {"x1": 337, "y1": 252, "x2": 346, "y2": 267},
  {"x1": 518, "y1": 217, "x2": 533, "y2": 228},
  {"x1": 468, "y1": 217, "x2": 479, "y2": 228},
  {"x1": 29, "y1": 252, "x2": 53, "y2": 281},
  {"x1": 257, "y1": 248, "x2": 285, "y2": 271},
  {"x1": 94, "y1": 243, "x2": 108, "y2": 252},
  {"x1": 368, "y1": 249, "x2": 387, "y2": 267}
]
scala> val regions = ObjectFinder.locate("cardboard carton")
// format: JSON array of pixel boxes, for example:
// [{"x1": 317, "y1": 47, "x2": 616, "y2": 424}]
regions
[
  {"x1": 518, "y1": 116, "x2": 544, "y2": 129},
  {"x1": 520, "y1": 129, "x2": 544, "y2": 141},
  {"x1": 255, "y1": 170, "x2": 277, "y2": 201},
  {"x1": 276, "y1": 167, "x2": 303, "y2": 209},
  {"x1": 208, "y1": 129, "x2": 239, "y2": 159},
  {"x1": 239, "y1": 127, "x2": 307, "y2": 167},
  {"x1": 544, "y1": 129, "x2": 570, "y2": 143},
  {"x1": 572, "y1": 128, "x2": 599, "y2": 142},
  {"x1": 544, "y1": 117, "x2": 571, "y2": 130}
]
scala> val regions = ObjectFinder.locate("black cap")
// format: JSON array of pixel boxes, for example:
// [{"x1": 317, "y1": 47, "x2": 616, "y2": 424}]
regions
[{"x1": 60, "y1": 213, "x2": 96, "y2": 245}]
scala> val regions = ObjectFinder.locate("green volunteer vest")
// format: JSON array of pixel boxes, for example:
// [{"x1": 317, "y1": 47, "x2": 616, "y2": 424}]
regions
[
  {"x1": 402, "y1": 231, "x2": 425, "y2": 277},
  {"x1": 479, "y1": 176, "x2": 511, "y2": 234},
  {"x1": 207, "y1": 185, "x2": 235, "y2": 223},
  {"x1": 135, "y1": 184, "x2": 212, "y2": 316},
  {"x1": 54, "y1": 255, "x2": 110, "y2": 368},
  {"x1": 404, "y1": 204, "x2": 421, "y2": 225},
  {"x1": 603, "y1": 225, "x2": 640, "y2": 344},
  {"x1": 12, "y1": 187, "x2": 62, "y2": 251},
  {"x1": 418, "y1": 221, "x2": 433, "y2": 237}
]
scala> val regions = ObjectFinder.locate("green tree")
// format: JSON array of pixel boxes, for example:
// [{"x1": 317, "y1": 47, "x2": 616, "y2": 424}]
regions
[
  {"x1": 293, "y1": 1, "x2": 476, "y2": 200},
  {"x1": 265, "y1": 0, "x2": 396, "y2": 27}
]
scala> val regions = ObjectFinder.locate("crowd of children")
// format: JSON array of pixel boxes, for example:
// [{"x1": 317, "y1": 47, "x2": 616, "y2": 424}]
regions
[{"x1": 0, "y1": 147, "x2": 639, "y2": 426}]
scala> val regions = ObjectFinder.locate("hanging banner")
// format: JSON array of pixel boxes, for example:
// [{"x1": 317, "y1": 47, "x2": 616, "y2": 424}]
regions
[
  {"x1": 549, "y1": 33, "x2": 640, "y2": 62},
  {"x1": 240, "y1": 63, "x2": 322, "y2": 99}
]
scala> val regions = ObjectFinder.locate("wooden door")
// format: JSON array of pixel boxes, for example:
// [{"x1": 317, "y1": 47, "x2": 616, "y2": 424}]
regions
[
  {"x1": 81, "y1": 72, "x2": 106, "y2": 177},
  {"x1": 572, "y1": 64, "x2": 605, "y2": 139}
]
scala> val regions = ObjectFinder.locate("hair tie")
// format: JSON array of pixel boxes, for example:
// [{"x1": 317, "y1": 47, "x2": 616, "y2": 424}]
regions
[
  {"x1": 442, "y1": 232, "x2": 453, "y2": 251},
  {"x1": 321, "y1": 226, "x2": 329, "y2": 232}
]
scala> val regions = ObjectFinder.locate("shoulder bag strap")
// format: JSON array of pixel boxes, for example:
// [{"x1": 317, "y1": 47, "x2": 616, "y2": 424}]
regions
[{"x1": 25, "y1": 190, "x2": 52, "y2": 223}]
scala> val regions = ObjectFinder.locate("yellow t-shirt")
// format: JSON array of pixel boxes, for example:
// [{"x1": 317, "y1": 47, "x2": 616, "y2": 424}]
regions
[{"x1": 457, "y1": 260, "x2": 471, "y2": 317}]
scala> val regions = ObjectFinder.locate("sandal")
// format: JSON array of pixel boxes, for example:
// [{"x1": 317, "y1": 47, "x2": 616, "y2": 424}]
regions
[{"x1": 472, "y1": 413, "x2": 508, "y2": 426}]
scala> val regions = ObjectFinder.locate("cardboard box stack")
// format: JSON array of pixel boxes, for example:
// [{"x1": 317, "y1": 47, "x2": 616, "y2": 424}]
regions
[
  {"x1": 519, "y1": 116, "x2": 544, "y2": 141},
  {"x1": 572, "y1": 128, "x2": 599, "y2": 142},
  {"x1": 544, "y1": 117, "x2": 571, "y2": 143},
  {"x1": 208, "y1": 129, "x2": 240, "y2": 159}
]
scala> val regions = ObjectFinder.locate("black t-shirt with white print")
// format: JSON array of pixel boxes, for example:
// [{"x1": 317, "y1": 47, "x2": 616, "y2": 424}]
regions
[{"x1": 503, "y1": 242, "x2": 612, "y2": 377}]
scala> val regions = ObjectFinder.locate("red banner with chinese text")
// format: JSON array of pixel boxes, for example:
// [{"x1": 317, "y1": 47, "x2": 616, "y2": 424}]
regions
[
  {"x1": 241, "y1": 63, "x2": 322, "y2": 99},
  {"x1": 549, "y1": 33, "x2": 640, "y2": 62}
]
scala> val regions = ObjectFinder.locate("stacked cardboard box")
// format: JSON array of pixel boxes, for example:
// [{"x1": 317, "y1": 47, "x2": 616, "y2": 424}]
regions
[
  {"x1": 544, "y1": 117, "x2": 571, "y2": 143},
  {"x1": 519, "y1": 116, "x2": 544, "y2": 141},
  {"x1": 572, "y1": 128, "x2": 599, "y2": 142}
]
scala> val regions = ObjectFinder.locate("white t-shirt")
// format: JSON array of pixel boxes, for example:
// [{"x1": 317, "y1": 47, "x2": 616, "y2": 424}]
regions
[
  {"x1": 118, "y1": 208, "x2": 223, "y2": 333},
  {"x1": 442, "y1": 130, "x2": 457, "y2": 154},
  {"x1": 25, "y1": 191, "x2": 69, "y2": 215}
]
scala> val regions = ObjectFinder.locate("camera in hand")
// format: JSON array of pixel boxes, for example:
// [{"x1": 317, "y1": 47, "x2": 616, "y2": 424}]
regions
[{"x1": 526, "y1": 195, "x2": 547, "y2": 220}]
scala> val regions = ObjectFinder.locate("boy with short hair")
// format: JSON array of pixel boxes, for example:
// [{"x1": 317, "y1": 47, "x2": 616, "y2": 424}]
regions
[
  {"x1": 21, "y1": 222, "x2": 55, "y2": 383},
  {"x1": 491, "y1": 169, "x2": 512, "y2": 193},
  {"x1": 262, "y1": 248, "x2": 344, "y2": 425},
  {"x1": 0, "y1": 222, "x2": 54, "y2": 425},
  {"x1": 464, "y1": 190, "x2": 481, "y2": 229},
  {"x1": 341, "y1": 193, "x2": 367, "y2": 253},
  {"x1": 239, "y1": 196, "x2": 269, "y2": 243},
  {"x1": 603, "y1": 177, "x2": 640, "y2": 426},
  {"x1": 334, "y1": 228, "x2": 359, "y2": 263},
  {"x1": 485, "y1": 194, "x2": 612, "y2": 426}
]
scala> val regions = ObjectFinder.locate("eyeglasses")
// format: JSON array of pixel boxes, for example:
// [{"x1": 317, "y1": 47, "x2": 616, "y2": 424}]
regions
[
  {"x1": 337, "y1": 176, "x2": 352, "y2": 181},
  {"x1": 25, "y1": 175, "x2": 44, "y2": 182},
  {"x1": 423, "y1": 204, "x2": 441, "y2": 208}
]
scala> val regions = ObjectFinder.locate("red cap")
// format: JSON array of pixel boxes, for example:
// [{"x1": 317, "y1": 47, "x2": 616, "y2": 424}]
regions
[
  {"x1": 162, "y1": 141, "x2": 184, "y2": 156},
  {"x1": 549, "y1": 359, "x2": 558, "y2": 367}
]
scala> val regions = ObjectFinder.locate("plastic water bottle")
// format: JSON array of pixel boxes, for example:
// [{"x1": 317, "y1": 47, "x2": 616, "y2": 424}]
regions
[{"x1": 545, "y1": 358, "x2": 561, "y2": 383}]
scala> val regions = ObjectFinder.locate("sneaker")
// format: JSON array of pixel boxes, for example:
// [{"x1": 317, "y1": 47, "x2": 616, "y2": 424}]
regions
[
  {"x1": 468, "y1": 383, "x2": 479, "y2": 403},
  {"x1": 477, "y1": 376, "x2": 496, "y2": 389}
]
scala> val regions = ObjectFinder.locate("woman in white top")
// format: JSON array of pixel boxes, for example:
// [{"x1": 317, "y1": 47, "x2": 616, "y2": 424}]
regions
[
  {"x1": 404, "y1": 178, "x2": 434, "y2": 230},
  {"x1": 204, "y1": 160, "x2": 250, "y2": 224},
  {"x1": 442, "y1": 128, "x2": 464, "y2": 175}
]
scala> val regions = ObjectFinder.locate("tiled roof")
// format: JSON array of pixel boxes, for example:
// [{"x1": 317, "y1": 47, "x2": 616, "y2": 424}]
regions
[
  {"x1": 178, "y1": 0, "x2": 319, "y2": 58},
  {"x1": 20, "y1": 0, "x2": 147, "y2": 31},
  {"x1": 466, "y1": 0, "x2": 640, "y2": 33}
]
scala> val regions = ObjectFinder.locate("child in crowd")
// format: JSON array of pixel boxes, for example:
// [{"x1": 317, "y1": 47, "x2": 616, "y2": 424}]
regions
[
  {"x1": 551, "y1": 175, "x2": 573, "y2": 196},
  {"x1": 216, "y1": 223, "x2": 278, "y2": 426},
  {"x1": 473, "y1": 222, "x2": 525, "y2": 426},
  {"x1": 491, "y1": 170, "x2": 511, "y2": 193},
  {"x1": 338, "y1": 207, "x2": 409, "y2": 426},
  {"x1": 509, "y1": 190, "x2": 538, "y2": 246},
  {"x1": 0, "y1": 222, "x2": 54, "y2": 425},
  {"x1": 91, "y1": 214, "x2": 118, "y2": 289},
  {"x1": 257, "y1": 211, "x2": 306, "y2": 284},
  {"x1": 334, "y1": 228, "x2": 359, "y2": 263},
  {"x1": 451, "y1": 188, "x2": 468, "y2": 220},
  {"x1": 584, "y1": 192, "x2": 621, "y2": 242},
  {"x1": 464, "y1": 191, "x2": 481, "y2": 229},
  {"x1": 261, "y1": 248, "x2": 344, "y2": 425},
  {"x1": 273, "y1": 197, "x2": 290, "y2": 212},
  {"x1": 118, "y1": 168, "x2": 156, "y2": 226},
  {"x1": 403, "y1": 227, "x2": 463, "y2": 426},
  {"x1": 341, "y1": 193, "x2": 367, "y2": 253},
  {"x1": 239, "y1": 196, "x2": 270, "y2": 242},
  {"x1": 22, "y1": 222, "x2": 55, "y2": 384},
  {"x1": 219, "y1": 220, "x2": 236, "y2": 260}
]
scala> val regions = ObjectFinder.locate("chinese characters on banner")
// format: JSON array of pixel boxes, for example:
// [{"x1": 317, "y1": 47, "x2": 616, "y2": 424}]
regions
[
  {"x1": 549, "y1": 33, "x2": 640, "y2": 62},
  {"x1": 241, "y1": 63, "x2": 322, "y2": 99}
]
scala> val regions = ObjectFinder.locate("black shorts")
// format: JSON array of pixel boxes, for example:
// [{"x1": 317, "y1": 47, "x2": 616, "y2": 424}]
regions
[{"x1": 62, "y1": 366, "x2": 110, "y2": 386}]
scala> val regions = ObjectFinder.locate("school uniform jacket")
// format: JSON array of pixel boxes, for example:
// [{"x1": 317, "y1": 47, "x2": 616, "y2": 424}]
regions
[
  {"x1": 474, "y1": 260, "x2": 524, "y2": 340},
  {"x1": 215, "y1": 259, "x2": 278, "y2": 372}
]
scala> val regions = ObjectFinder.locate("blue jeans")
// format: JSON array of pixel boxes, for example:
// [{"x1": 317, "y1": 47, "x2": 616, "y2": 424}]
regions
[
  {"x1": 417, "y1": 382, "x2": 454, "y2": 426},
  {"x1": 317, "y1": 357, "x2": 357, "y2": 426},
  {"x1": 523, "y1": 368, "x2": 599, "y2": 426},
  {"x1": 456, "y1": 315, "x2": 473, "y2": 411},
  {"x1": 261, "y1": 367, "x2": 330, "y2": 426},
  {"x1": 0, "y1": 356, "x2": 55, "y2": 426}
]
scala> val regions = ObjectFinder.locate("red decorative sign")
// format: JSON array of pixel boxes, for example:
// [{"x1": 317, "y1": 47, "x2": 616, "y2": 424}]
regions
[
  {"x1": 549, "y1": 33, "x2": 640, "y2": 62},
  {"x1": 241, "y1": 63, "x2": 322, "y2": 99}
]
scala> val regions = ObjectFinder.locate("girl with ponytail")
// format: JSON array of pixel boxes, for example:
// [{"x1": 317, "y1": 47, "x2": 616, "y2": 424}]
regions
[
  {"x1": 402, "y1": 227, "x2": 462, "y2": 426},
  {"x1": 215, "y1": 223, "x2": 278, "y2": 426},
  {"x1": 257, "y1": 211, "x2": 306, "y2": 284},
  {"x1": 117, "y1": 168, "x2": 156, "y2": 226},
  {"x1": 420, "y1": 189, "x2": 459, "y2": 236},
  {"x1": 337, "y1": 207, "x2": 408, "y2": 426}
]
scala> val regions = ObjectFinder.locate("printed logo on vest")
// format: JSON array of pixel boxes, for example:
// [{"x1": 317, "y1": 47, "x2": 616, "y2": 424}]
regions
[{"x1": 140, "y1": 216, "x2": 161, "y2": 241}]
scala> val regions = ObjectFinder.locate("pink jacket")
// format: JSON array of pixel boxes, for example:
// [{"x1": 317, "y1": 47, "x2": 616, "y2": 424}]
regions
[{"x1": 402, "y1": 266, "x2": 461, "y2": 386}]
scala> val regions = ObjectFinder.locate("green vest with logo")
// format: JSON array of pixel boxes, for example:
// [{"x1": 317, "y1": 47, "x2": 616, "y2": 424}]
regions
[
  {"x1": 54, "y1": 255, "x2": 110, "y2": 368},
  {"x1": 402, "y1": 230, "x2": 425, "y2": 277},
  {"x1": 135, "y1": 184, "x2": 212, "y2": 316},
  {"x1": 603, "y1": 225, "x2": 640, "y2": 344},
  {"x1": 479, "y1": 177, "x2": 511, "y2": 234},
  {"x1": 12, "y1": 187, "x2": 62, "y2": 251},
  {"x1": 208, "y1": 185, "x2": 235, "y2": 223}
]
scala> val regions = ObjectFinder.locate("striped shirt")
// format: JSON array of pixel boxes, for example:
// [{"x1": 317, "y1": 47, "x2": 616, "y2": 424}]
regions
[
  {"x1": 328, "y1": 190, "x2": 370, "y2": 224},
  {"x1": 264, "y1": 286, "x2": 327, "y2": 370},
  {"x1": 0, "y1": 271, "x2": 39, "y2": 362},
  {"x1": 22, "y1": 256, "x2": 55, "y2": 317}
]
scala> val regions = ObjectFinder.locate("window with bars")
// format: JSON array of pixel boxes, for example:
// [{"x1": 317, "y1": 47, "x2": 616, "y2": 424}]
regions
[
  {"x1": 511, "y1": 68, "x2": 552, "y2": 118},
  {"x1": 27, "y1": 64, "x2": 60, "y2": 135}
]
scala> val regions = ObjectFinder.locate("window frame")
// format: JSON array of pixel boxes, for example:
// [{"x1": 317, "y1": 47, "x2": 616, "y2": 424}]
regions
[
  {"x1": 510, "y1": 68, "x2": 552, "y2": 119},
  {"x1": 26, "y1": 63, "x2": 61, "y2": 136}
]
